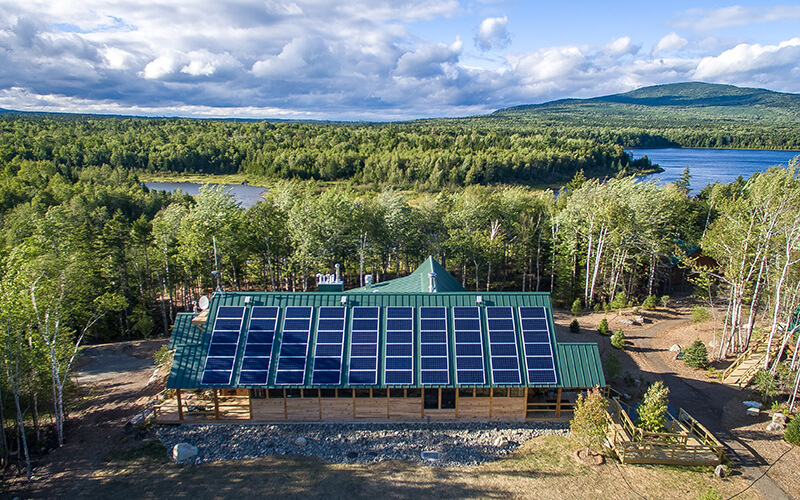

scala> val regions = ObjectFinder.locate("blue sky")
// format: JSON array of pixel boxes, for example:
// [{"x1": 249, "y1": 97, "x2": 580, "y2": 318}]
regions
[{"x1": 1, "y1": 1, "x2": 799, "y2": 120}]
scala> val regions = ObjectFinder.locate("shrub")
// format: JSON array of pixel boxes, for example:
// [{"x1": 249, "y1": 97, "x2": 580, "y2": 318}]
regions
[
  {"x1": 642, "y1": 295, "x2": 657, "y2": 310},
  {"x1": 598, "y1": 318, "x2": 610, "y2": 336},
  {"x1": 611, "y1": 328, "x2": 625, "y2": 349},
  {"x1": 784, "y1": 416, "x2": 800, "y2": 445},
  {"x1": 659, "y1": 295, "x2": 670, "y2": 308},
  {"x1": 571, "y1": 298, "x2": 583, "y2": 316},
  {"x1": 603, "y1": 302, "x2": 610, "y2": 312},
  {"x1": 753, "y1": 370, "x2": 778, "y2": 404},
  {"x1": 609, "y1": 291, "x2": 627, "y2": 310},
  {"x1": 569, "y1": 318, "x2": 580, "y2": 333},
  {"x1": 683, "y1": 339, "x2": 709, "y2": 369},
  {"x1": 691, "y1": 306, "x2": 710, "y2": 323},
  {"x1": 699, "y1": 488, "x2": 722, "y2": 500},
  {"x1": 154, "y1": 345, "x2": 173, "y2": 369},
  {"x1": 637, "y1": 381, "x2": 670, "y2": 433},
  {"x1": 603, "y1": 351, "x2": 622, "y2": 379},
  {"x1": 570, "y1": 387, "x2": 609, "y2": 454}
]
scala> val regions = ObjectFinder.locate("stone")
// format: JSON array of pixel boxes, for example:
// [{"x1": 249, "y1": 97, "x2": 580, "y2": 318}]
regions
[
  {"x1": 746, "y1": 407, "x2": 760, "y2": 417},
  {"x1": 294, "y1": 436, "x2": 308, "y2": 446},
  {"x1": 620, "y1": 319, "x2": 634, "y2": 326},
  {"x1": 172, "y1": 443, "x2": 198, "y2": 463},
  {"x1": 668, "y1": 344, "x2": 682, "y2": 352},
  {"x1": 714, "y1": 465, "x2": 726, "y2": 478},
  {"x1": 766, "y1": 422, "x2": 785, "y2": 432},
  {"x1": 772, "y1": 413, "x2": 788, "y2": 424},
  {"x1": 347, "y1": 451, "x2": 358, "y2": 459},
  {"x1": 633, "y1": 315, "x2": 644, "y2": 324},
  {"x1": 493, "y1": 436, "x2": 509, "y2": 447}
]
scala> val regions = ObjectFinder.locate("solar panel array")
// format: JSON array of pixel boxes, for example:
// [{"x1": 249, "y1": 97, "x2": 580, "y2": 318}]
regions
[
  {"x1": 453, "y1": 307, "x2": 485, "y2": 384},
  {"x1": 201, "y1": 302, "x2": 559, "y2": 388},
  {"x1": 311, "y1": 307, "x2": 346, "y2": 385},
  {"x1": 238, "y1": 306, "x2": 279, "y2": 385},
  {"x1": 420, "y1": 307, "x2": 449, "y2": 384},
  {"x1": 384, "y1": 307, "x2": 414, "y2": 385},
  {"x1": 486, "y1": 307, "x2": 523, "y2": 384},
  {"x1": 519, "y1": 306, "x2": 558, "y2": 384},
  {"x1": 348, "y1": 307, "x2": 380, "y2": 385},
  {"x1": 275, "y1": 306, "x2": 313, "y2": 385},
  {"x1": 201, "y1": 306, "x2": 246, "y2": 385}
]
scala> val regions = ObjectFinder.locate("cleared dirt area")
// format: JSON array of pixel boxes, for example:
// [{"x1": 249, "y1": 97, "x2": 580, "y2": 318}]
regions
[{"x1": 3, "y1": 302, "x2": 798, "y2": 499}]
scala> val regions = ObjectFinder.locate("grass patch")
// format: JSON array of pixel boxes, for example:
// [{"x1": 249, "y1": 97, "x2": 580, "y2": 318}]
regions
[{"x1": 76, "y1": 435, "x2": 757, "y2": 499}]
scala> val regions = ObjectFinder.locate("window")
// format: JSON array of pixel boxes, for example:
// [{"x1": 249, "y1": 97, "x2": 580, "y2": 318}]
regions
[
  {"x1": 338, "y1": 388, "x2": 353, "y2": 398},
  {"x1": 493, "y1": 388, "x2": 508, "y2": 397},
  {"x1": 268, "y1": 389, "x2": 284, "y2": 399},
  {"x1": 389, "y1": 389, "x2": 406, "y2": 398},
  {"x1": 509, "y1": 388, "x2": 525, "y2": 398},
  {"x1": 440, "y1": 389, "x2": 456, "y2": 409},
  {"x1": 286, "y1": 389, "x2": 302, "y2": 398},
  {"x1": 320, "y1": 389, "x2": 336, "y2": 398},
  {"x1": 355, "y1": 388, "x2": 371, "y2": 398},
  {"x1": 251, "y1": 389, "x2": 267, "y2": 399},
  {"x1": 475, "y1": 388, "x2": 491, "y2": 398},
  {"x1": 372, "y1": 388, "x2": 387, "y2": 398},
  {"x1": 406, "y1": 388, "x2": 421, "y2": 398},
  {"x1": 303, "y1": 389, "x2": 319, "y2": 398},
  {"x1": 458, "y1": 388, "x2": 474, "y2": 398},
  {"x1": 424, "y1": 389, "x2": 439, "y2": 409}
]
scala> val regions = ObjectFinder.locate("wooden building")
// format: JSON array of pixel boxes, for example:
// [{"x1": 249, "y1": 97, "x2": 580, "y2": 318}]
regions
[{"x1": 157, "y1": 257, "x2": 605, "y2": 423}]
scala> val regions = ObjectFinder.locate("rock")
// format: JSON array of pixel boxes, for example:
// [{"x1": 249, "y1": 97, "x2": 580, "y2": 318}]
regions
[
  {"x1": 633, "y1": 315, "x2": 644, "y2": 324},
  {"x1": 620, "y1": 319, "x2": 634, "y2": 326},
  {"x1": 746, "y1": 407, "x2": 760, "y2": 417},
  {"x1": 772, "y1": 413, "x2": 788, "y2": 424},
  {"x1": 172, "y1": 443, "x2": 198, "y2": 463},
  {"x1": 714, "y1": 465, "x2": 726, "y2": 478},
  {"x1": 766, "y1": 422, "x2": 785, "y2": 432},
  {"x1": 294, "y1": 436, "x2": 307, "y2": 446},
  {"x1": 668, "y1": 344, "x2": 682, "y2": 352},
  {"x1": 493, "y1": 436, "x2": 509, "y2": 447},
  {"x1": 347, "y1": 451, "x2": 358, "y2": 459}
]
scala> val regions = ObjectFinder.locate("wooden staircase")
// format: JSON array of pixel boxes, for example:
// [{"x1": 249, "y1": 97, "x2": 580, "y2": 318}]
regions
[{"x1": 721, "y1": 337, "x2": 778, "y2": 388}]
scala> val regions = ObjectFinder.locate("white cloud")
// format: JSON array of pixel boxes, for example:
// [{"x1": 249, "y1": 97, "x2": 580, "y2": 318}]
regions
[
  {"x1": 674, "y1": 6, "x2": 800, "y2": 31},
  {"x1": 605, "y1": 36, "x2": 639, "y2": 56},
  {"x1": 653, "y1": 33, "x2": 688, "y2": 55},
  {"x1": 694, "y1": 38, "x2": 800, "y2": 80},
  {"x1": 475, "y1": 16, "x2": 509, "y2": 51},
  {"x1": 395, "y1": 39, "x2": 462, "y2": 78}
]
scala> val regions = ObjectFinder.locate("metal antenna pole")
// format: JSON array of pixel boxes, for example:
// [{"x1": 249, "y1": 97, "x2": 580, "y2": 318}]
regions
[{"x1": 213, "y1": 235, "x2": 222, "y2": 291}]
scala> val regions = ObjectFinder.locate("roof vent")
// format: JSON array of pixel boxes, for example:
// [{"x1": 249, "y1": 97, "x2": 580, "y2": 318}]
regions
[
  {"x1": 317, "y1": 264, "x2": 344, "y2": 292},
  {"x1": 428, "y1": 272, "x2": 437, "y2": 293},
  {"x1": 364, "y1": 274, "x2": 373, "y2": 285}
]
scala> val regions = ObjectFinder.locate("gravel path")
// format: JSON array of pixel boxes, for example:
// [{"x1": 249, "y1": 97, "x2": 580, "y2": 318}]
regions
[{"x1": 157, "y1": 421, "x2": 569, "y2": 466}]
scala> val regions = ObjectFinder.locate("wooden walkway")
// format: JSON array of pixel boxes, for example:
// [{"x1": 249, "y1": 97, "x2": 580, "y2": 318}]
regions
[
  {"x1": 721, "y1": 335, "x2": 784, "y2": 388},
  {"x1": 606, "y1": 398, "x2": 724, "y2": 466}
]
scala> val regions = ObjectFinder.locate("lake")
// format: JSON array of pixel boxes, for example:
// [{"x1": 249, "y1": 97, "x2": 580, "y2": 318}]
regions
[
  {"x1": 632, "y1": 148, "x2": 800, "y2": 192},
  {"x1": 144, "y1": 182, "x2": 267, "y2": 208}
]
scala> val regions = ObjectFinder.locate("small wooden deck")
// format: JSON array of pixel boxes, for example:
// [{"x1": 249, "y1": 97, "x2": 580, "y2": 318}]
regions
[{"x1": 606, "y1": 398, "x2": 724, "y2": 466}]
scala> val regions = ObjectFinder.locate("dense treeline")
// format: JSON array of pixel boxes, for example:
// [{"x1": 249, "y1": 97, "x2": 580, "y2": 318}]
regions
[{"x1": 0, "y1": 115, "x2": 655, "y2": 189}]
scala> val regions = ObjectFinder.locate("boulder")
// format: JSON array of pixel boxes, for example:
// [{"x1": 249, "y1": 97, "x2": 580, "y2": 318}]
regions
[
  {"x1": 766, "y1": 422, "x2": 785, "y2": 433},
  {"x1": 714, "y1": 465, "x2": 726, "y2": 478},
  {"x1": 172, "y1": 443, "x2": 198, "y2": 463},
  {"x1": 668, "y1": 344, "x2": 682, "y2": 352},
  {"x1": 294, "y1": 436, "x2": 308, "y2": 446},
  {"x1": 746, "y1": 407, "x2": 760, "y2": 417},
  {"x1": 772, "y1": 413, "x2": 788, "y2": 424},
  {"x1": 493, "y1": 436, "x2": 509, "y2": 447}
]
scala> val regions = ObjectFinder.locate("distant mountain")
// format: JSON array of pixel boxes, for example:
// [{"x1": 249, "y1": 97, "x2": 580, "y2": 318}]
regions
[{"x1": 492, "y1": 82, "x2": 800, "y2": 125}]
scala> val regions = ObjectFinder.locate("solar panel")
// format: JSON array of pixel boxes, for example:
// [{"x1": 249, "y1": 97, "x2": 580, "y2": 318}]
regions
[
  {"x1": 348, "y1": 306, "x2": 379, "y2": 385},
  {"x1": 236, "y1": 306, "x2": 279, "y2": 385},
  {"x1": 311, "y1": 307, "x2": 346, "y2": 385},
  {"x1": 452, "y1": 306, "x2": 485, "y2": 385},
  {"x1": 519, "y1": 306, "x2": 558, "y2": 385},
  {"x1": 275, "y1": 306, "x2": 313, "y2": 385},
  {"x1": 485, "y1": 306, "x2": 522, "y2": 385},
  {"x1": 201, "y1": 306, "x2": 246, "y2": 385},
  {"x1": 420, "y1": 306, "x2": 449, "y2": 385}
]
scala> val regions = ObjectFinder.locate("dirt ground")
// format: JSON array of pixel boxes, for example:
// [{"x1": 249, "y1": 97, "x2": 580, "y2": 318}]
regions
[
  {"x1": 553, "y1": 300, "x2": 800, "y2": 499},
  {"x1": 4, "y1": 302, "x2": 799, "y2": 499}
]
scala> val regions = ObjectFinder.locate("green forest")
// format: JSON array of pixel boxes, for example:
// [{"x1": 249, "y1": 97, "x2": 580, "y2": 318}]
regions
[{"x1": 0, "y1": 84, "x2": 799, "y2": 467}]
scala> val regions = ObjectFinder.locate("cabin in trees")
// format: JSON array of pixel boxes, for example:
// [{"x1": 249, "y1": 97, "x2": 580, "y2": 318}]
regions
[{"x1": 157, "y1": 257, "x2": 605, "y2": 423}]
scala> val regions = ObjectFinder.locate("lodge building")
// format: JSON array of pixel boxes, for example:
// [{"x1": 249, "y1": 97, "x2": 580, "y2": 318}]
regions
[{"x1": 157, "y1": 257, "x2": 605, "y2": 423}]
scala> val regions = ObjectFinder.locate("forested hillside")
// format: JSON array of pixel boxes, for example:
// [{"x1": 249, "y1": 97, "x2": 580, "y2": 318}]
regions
[{"x1": 490, "y1": 82, "x2": 800, "y2": 149}]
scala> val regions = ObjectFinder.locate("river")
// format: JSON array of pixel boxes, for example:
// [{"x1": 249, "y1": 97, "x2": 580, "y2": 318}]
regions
[
  {"x1": 632, "y1": 148, "x2": 800, "y2": 192},
  {"x1": 144, "y1": 182, "x2": 267, "y2": 208}
]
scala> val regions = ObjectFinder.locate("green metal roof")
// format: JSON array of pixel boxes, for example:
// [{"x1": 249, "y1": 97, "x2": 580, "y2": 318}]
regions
[
  {"x1": 166, "y1": 258, "x2": 605, "y2": 391},
  {"x1": 556, "y1": 343, "x2": 606, "y2": 388},
  {"x1": 347, "y1": 256, "x2": 465, "y2": 293}
]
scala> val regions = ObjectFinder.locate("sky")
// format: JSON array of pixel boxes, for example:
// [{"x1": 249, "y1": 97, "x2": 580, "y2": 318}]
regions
[{"x1": 1, "y1": 1, "x2": 800, "y2": 121}]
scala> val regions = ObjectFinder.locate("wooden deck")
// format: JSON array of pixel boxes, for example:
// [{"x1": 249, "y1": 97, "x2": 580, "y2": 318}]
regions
[{"x1": 606, "y1": 398, "x2": 724, "y2": 466}]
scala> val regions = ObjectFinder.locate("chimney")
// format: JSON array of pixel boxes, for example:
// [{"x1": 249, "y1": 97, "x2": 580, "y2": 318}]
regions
[{"x1": 428, "y1": 272, "x2": 437, "y2": 293}]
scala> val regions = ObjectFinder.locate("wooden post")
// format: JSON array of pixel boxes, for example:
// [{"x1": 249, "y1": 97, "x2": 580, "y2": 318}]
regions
[
  {"x1": 555, "y1": 388, "x2": 562, "y2": 418},
  {"x1": 177, "y1": 389, "x2": 184, "y2": 421},
  {"x1": 283, "y1": 389, "x2": 288, "y2": 420},
  {"x1": 213, "y1": 389, "x2": 220, "y2": 419},
  {"x1": 248, "y1": 391, "x2": 254, "y2": 420},
  {"x1": 454, "y1": 390, "x2": 459, "y2": 419},
  {"x1": 489, "y1": 388, "x2": 494, "y2": 419}
]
